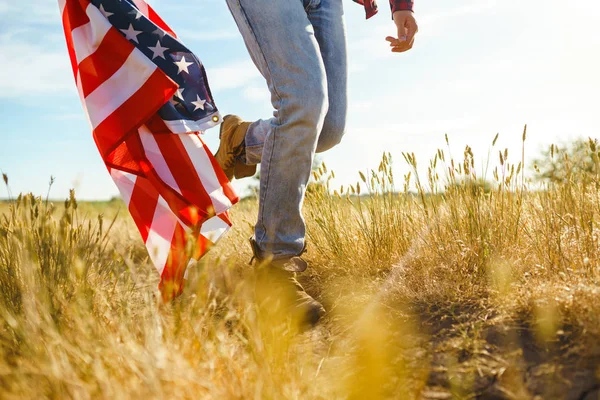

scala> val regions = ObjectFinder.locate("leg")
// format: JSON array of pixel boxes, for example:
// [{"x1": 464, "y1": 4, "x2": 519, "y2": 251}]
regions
[
  {"x1": 226, "y1": 0, "x2": 329, "y2": 258},
  {"x1": 242, "y1": 0, "x2": 348, "y2": 163},
  {"x1": 310, "y1": 0, "x2": 349, "y2": 153}
]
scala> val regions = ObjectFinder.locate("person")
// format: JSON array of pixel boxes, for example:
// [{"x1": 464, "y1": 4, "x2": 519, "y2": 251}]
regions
[{"x1": 215, "y1": 0, "x2": 418, "y2": 327}]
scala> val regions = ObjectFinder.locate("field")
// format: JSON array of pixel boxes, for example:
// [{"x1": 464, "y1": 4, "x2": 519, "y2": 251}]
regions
[{"x1": 1, "y1": 135, "x2": 600, "y2": 399}]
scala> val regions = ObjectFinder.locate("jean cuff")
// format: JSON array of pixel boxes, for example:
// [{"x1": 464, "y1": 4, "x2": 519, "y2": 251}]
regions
[{"x1": 244, "y1": 143, "x2": 263, "y2": 165}]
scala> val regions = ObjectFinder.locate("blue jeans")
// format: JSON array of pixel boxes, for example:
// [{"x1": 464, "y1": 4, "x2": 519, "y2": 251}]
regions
[{"x1": 226, "y1": 0, "x2": 348, "y2": 263}]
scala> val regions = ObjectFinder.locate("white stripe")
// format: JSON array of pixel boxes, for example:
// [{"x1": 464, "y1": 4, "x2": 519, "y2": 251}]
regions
[
  {"x1": 71, "y1": 4, "x2": 112, "y2": 64},
  {"x1": 200, "y1": 215, "x2": 231, "y2": 243},
  {"x1": 180, "y1": 134, "x2": 233, "y2": 214},
  {"x1": 131, "y1": 0, "x2": 150, "y2": 17},
  {"x1": 85, "y1": 49, "x2": 157, "y2": 129},
  {"x1": 146, "y1": 196, "x2": 178, "y2": 276},
  {"x1": 162, "y1": 112, "x2": 222, "y2": 134},
  {"x1": 138, "y1": 125, "x2": 182, "y2": 195},
  {"x1": 110, "y1": 169, "x2": 138, "y2": 206},
  {"x1": 58, "y1": 0, "x2": 67, "y2": 15},
  {"x1": 75, "y1": 72, "x2": 93, "y2": 127}
]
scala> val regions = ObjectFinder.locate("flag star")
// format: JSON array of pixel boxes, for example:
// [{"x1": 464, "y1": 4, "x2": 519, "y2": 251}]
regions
[
  {"x1": 191, "y1": 95, "x2": 206, "y2": 111},
  {"x1": 128, "y1": 9, "x2": 143, "y2": 19},
  {"x1": 98, "y1": 4, "x2": 113, "y2": 19},
  {"x1": 175, "y1": 87, "x2": 185, "y2": 100},
  {"x1": 120, "y1": 24, "x2": 142, "y2": 44},
  {"x1": 174, "y1": 56, "x2": 193, "y2": 74},
  {"x1": 153, "y1": 28, "x2": 167, "y2": 39},
  {"x1": 148, "y1": 40, "x2": 169, "y2": 60}
]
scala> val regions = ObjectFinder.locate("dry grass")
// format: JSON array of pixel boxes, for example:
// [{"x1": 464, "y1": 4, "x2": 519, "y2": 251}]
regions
[{"x1": 1, "y1": 132, "x2": 600, "y2": 399}]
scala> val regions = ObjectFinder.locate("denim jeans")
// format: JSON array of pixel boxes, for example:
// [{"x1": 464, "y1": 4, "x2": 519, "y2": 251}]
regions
[{"x1": 226, "y1": 0, "x2": 348, "y2": 263}]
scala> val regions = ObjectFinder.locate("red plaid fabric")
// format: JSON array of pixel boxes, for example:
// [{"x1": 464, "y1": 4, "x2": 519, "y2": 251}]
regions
[{"x1": 353, "y1": 0, "x2": 414, "y2": 19}]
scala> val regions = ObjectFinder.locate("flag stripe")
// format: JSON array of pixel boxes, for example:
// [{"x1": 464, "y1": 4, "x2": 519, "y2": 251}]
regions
[
  {"x1": 85, "y1": 50, "x2": 157, "y2": 129},
  {"x1": 93, "y1": 69, "x2": 176, "y2": 157},
  {"x1": 58, "y1": 0, "x2": 67, "y2": 14},
  {"x1": 147, "y1": 7, "x2": 177, "y2": 39},
  {"x1": 145, "y1": 113, "x2": 173, "y2": 134},
  {"x1": 64, "y1": 0, "x2": 90, "y2": 31},
  {"x1": 146, "y1": 196, "x2": 178, "y2": 276},
  {"x1": 158, "y1": 222, "x2": 189, "y2": 300},
  {"x1": 199, "y1": 137, "x2": 240, "y2": 205},
  {"x1": 78, "y1": 28, "x2": 135, "y2": 97},
  {"x1": 200, "y1": 215, "x2": 231, "y2": 243},
  {"x1": 71, "y1": 3, "x2": 112, "y2": 64},
  {"x1": 75, "y1": 72, "x2": 92, "y2": 126},
  {"x1": 130, "y1": 0, "x2": 150, "y2": 17},
  {"x1": 128, "y1": 175, "x2": 160, "y2": 242},
  {"x1": 61, "y1": 0, "x2": 91, "y2": 78},
  {"x1": 138, "y1": 125, "x2": 182, "y2": 195},
  {"x1": 110, "y1": 169, "x2": 138, "y2": 206},
  {"x1": 183, "y1": 134, "x2": 234, "y2": 214},
  {"x1": 134, "y1": 0, "x2": 178, "y2": 38},
  {"x1": 152, "y1": 134, "x2": 214, "y2": 215}
]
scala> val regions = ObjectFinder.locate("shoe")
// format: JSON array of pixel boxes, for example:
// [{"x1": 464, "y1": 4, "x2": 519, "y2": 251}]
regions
[
  {"x1": 214, "y1": 115, "x2": 257, "y2": 181},
  {"x1": 250, "y1": 237, "x2": 326, "y2": 328}
]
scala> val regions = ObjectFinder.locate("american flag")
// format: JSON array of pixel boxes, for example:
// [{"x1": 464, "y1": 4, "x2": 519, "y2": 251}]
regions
[{"x1": 59, "y1": 0, "x2": 239, "y2": 300}]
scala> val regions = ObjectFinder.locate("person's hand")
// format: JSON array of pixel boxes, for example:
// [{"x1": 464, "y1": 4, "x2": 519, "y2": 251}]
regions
[{"x1": 386, "y1": 11, "x2": 418, "y2": 53}]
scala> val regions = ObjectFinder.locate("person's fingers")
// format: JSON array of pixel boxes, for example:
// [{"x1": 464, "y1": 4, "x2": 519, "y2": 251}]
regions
[
  {"x1": 405, "y1": 19, "x2": 418, "y2": 43},
  {"x1": 385, "y1": 36, "x2": 399, "y2": 45},
  {"x1": 391, "y1": 37, "x2": 414, "y2": 53},
  {"x1": 386, "y1": 36, "x2": 405, "y2": 48},
  {"x1": 397, "y1": 22, "x2": 408, "y2": 42},
  {"x1": 391, "y1": 40, "x2": 409, "y2": 52}
]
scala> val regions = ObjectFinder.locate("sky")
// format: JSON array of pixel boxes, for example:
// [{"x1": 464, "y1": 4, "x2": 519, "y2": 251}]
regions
[{"x1": 0, "y1": 0, "x2": 599, "y2": 200}]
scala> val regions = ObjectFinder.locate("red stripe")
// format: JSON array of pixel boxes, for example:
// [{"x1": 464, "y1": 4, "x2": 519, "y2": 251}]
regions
[
  {"x1": 147, "y1": 5, "x2": 177, "y2": 38},
  {"x1": 62, "y1": 0, "x2": 92, "y2": 78},
  {"x1": 158, "y1": 223, "x2": 188, "y2": 301},
  {"x1": 217, "y1": 211, "x2": 232, "y2": 227},
  {"x1": 78, "y1": 28, "x2": 135, "y2": 98},
  {"x1": 128, "y1": 133, "x2": 206, "y2": 228},
  {"x1": 145, "y1": 113, "x2": 173, "y2": 134},
  {"x1": 94, "y1": 69, "x2": 177, "y2": 159},
  {"x1": 128, "y1": 173, "x2": 159, "y2": 242},
  {"x1": 152, "y1": 134, "x2": 214, "y2": 220},
  {"x1": 101, "y1": 135, "x2": 144, "y2": 175},
  {"x1": 65, "y1": 0, "x2": 91, "y2": 31},
  {"x1": 200, "y1": 138, "x2": 240, "y2": 205},
  {"x1": 191, "y1": 234, "x2": 209, "y2": 260}
]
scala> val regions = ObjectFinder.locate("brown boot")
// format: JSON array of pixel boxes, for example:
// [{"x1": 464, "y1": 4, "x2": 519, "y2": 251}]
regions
[
  {"x1": 250, "y1": 237, "x2": 326, "y2": 328},
  {"x1": 214, "y1": 115, "x2": 257, "y2": 181}
]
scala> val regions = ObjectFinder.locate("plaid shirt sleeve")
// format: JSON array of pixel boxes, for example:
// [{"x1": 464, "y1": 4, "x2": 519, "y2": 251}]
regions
[
  {"x1": 391, "y1": 0, "x2": 414, "y2": 14},
  {"x1": 353, "y1": 0, "x2": 414, "y2": 20}
]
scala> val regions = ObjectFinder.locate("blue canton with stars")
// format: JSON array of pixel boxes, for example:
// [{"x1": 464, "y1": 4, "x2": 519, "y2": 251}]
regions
[{"x1": 90, "y1": 0, "x2": 219, "y2": 130}]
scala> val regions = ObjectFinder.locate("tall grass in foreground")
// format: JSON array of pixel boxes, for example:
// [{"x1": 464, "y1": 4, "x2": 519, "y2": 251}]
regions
[{"x1": 1, "y1": 132, "x2": 600, "y2": 399}]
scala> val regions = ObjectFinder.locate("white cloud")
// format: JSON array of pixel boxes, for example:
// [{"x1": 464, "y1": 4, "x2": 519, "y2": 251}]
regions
[
  {"x1": 205, "y1": 59, "x2": 262, "y2": 91},
  {"x1": 0, "y1": 0, "x2": 61, "y2": 24},
  {"x1": 0, "y1": 39, "x2": 75, "y2": 98},
  {"x1": 48, "y1": 113, "x2": 85, "y2": 121},
  {"x1": 243, "y1": 85, "x2": 270, "y2": 103},
  {"x1": 416, "y1": 0, "x2": 499, "y2": 37},
  {"x1": 348, "y1": 0, "x2": 500, "y2": 62}
]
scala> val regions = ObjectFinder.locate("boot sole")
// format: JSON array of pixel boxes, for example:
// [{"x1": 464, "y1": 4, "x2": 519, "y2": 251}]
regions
[{"x1": 234, "y1": 163, "x2": 257, "y2": 179}]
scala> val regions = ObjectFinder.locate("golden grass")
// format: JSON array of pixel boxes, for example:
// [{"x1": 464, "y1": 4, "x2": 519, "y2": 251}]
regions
[{"x1": 1, "y1": 132, "x2": 599, "y2": 399}]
